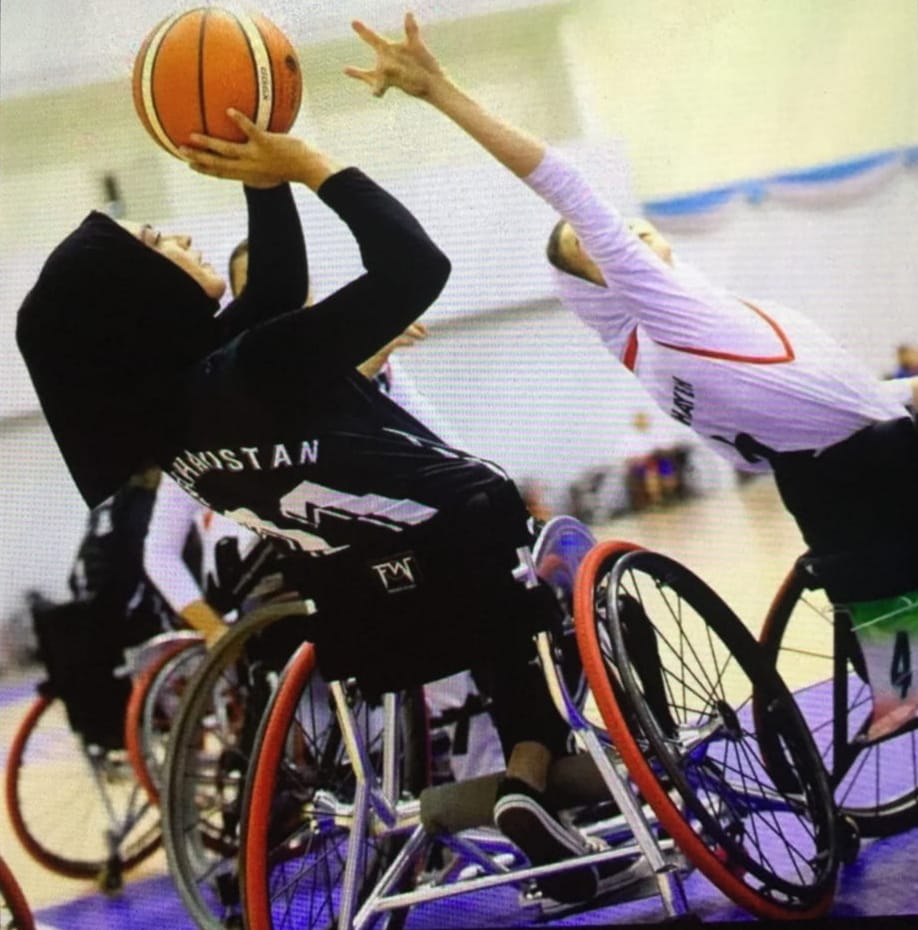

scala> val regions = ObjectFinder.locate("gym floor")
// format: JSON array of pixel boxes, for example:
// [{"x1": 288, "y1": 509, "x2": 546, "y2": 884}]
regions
[{"x1": 2, "y1": 477, "x2": 916, "y2": 928}]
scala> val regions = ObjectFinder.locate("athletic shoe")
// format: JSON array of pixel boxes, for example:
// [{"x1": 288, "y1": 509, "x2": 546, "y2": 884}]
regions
[{"x1": 493, "y1": 776, "x2": 598, "y2": 903}]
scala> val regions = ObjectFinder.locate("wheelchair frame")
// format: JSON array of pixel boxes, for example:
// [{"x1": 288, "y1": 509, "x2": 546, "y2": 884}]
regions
[{"x1": 237, "y1": 517, "x2": 841, "y2": 928}]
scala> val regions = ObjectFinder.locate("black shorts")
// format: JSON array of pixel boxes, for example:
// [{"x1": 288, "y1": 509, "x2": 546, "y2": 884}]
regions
[
  {"x1": 770, "y1": 415, "x2": 918, "y2": 602},
  {"x1": 284, "y1": 481, "x2": 561, "y2": 699}
]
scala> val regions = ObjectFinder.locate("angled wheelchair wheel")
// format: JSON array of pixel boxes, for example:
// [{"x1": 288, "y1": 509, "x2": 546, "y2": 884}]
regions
[
  {"x1": 162, "y1": 602, "x2": 315, "y2": 930},
  {"x1": 533, "y1": 516, "x2": 597, "y2": 709},
  {"x1": 241, "y1": 642, "x2": 429, "y2": 930},
  {"x1": 125, "y1": 636, "x2": 207, "y2": 803},
  {"x1": 5, "y1": 690, "x2": 161, "y2": 884},
  {"x1": 576, "y1": 544, "x2": 839, "y2": 920},
  {"x1": 0, "y1": 854, "x2": 36, "y2": 930},
  {"x1": 760, "y1": 563, "x2": 918, "y2": 837}
]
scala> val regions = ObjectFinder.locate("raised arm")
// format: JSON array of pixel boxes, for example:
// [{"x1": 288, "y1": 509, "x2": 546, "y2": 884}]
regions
[
  {"x1": 215, "y1": 184, "x2": 309, "y2": 340},
  {"x1": 345, "y1": 13, "x2": 545, "y2": 179},
  {"x1": 235, "y1": 166, "x2": 450, "y2": 384},
  {"x1": 183, "y1": 109, "x2": 450, "y2": 384},
  {"x1": 184, "y1": 110, "x2": 326, "y2": 339},
  {"x1": 345, "y1": 15, "x2": 720, "y2": 355},
  {"x1": 343, "y1": 16, "x2": 651, "y2": 292}
]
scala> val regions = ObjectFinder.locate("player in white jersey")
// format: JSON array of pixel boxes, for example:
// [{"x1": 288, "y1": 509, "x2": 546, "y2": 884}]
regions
[
  {"x1": 144, "y1": 473, "x2": 257, "y2": 641},
  {"x1": 347, "y1": 13, "x2": 918, "y2": 740}
]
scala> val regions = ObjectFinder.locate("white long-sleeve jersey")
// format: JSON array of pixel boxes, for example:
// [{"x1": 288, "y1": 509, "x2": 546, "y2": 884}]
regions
[
  {"x1": 525, "y1": 149, "x2": 910, "y2": 471},
  {"x1": 144, "y1": 474, "x2": 257, "y2": 615}
]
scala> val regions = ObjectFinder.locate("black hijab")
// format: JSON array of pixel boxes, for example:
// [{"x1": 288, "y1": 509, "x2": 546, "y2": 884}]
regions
[{"x1": 17, "y1": 211, "x2": 220, "y2": 507}]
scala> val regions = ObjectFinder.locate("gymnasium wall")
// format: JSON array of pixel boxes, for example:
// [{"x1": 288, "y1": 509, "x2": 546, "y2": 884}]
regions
[
  {"x1": 0, "y1": 0, "x2": 916, "y2": 619},
  {"x1": 569, "y1": 0, "x2": 918, "y2": 199}
]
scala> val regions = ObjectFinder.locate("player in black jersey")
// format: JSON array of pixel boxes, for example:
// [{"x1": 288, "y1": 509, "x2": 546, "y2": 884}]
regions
[{"x1": 18, "y1": 111, "x2": 599, "y2": 901}]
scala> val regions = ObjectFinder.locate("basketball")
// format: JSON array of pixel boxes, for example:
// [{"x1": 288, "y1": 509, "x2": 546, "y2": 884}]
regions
[{"x1": 132, "y1": 6, "x2": 302, "y2": 159}]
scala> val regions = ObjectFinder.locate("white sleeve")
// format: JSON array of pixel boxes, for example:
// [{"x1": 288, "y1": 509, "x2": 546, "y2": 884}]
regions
[
  {"x1": 144, "y1": 475, "x2": 206, "y2": 614},
  {"x1": 382, "y1": 357, "x2": 464, "y2": 447},
  {"x1": 524, "y1": 149, "x2": 721, "y2": 352}
]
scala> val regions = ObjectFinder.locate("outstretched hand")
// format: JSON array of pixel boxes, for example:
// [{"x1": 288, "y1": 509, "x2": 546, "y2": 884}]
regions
[
  {"x1": 358, "y1": 322, "x2": 429, "y2": 379},
  {"x1": 180, "y1": 110, "x2": 312, "y2": 188},
  {"x1": 345, "y1": 12, "x2": 445, "y2": 99}
]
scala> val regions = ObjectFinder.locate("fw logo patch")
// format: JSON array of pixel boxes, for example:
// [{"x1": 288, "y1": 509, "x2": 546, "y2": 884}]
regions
[{"x1": 370, "y1": 553, "x2": 422, "y2": 593}]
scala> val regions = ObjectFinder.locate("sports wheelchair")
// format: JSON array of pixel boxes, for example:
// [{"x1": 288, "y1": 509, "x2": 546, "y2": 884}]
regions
[
  {"x1": 760, "y1": 554, "x2": 918, "y2": 838},
  {"x1": 4, "y1": 598, "x2": 163, "y2": 892},
  {"x1": 234, "y1": 517, "x2": 842, "y2": 928}
]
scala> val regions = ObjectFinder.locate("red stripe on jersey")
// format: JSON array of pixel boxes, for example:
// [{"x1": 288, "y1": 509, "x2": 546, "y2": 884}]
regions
[
  {"x1": 654, "y1": 298, "x2": 795, "y2": 365},
  {"x1": 622, "y1": 328, "x2": 639, "y2": 371}
]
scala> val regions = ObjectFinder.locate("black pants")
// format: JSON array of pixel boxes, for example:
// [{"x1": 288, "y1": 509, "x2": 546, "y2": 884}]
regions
[
  {"x1": 284, "y1": 481, "x2": 572, "y2": 759},
  {"x1": 766, "y1": 416, "x2": 918, "y2": 602}
]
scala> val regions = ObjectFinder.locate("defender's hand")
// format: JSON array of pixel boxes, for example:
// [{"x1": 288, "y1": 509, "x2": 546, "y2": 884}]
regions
[
  {"x1": 345, "y1": 12, "x2": 445, "y2": 99},
  {"x1": 357, "y1": 322, "x2": 429, "y2": 379}
]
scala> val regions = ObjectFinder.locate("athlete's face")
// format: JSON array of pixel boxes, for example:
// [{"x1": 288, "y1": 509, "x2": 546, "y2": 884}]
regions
[
  {"x1": 557, "y1": 217, "x2": 673, "y2": 286},
  {"x1": 557, "y1": 222, "x2": 605, "y2": 286},
  {"x1": 627, "y1": 218, "x2": 674, "y2": 266},
  {"x1": 120, "y1": 220, "x2": 227, "y2": 300}
]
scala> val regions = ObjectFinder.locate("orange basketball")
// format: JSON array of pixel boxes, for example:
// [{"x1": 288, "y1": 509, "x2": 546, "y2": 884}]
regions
[{"x1": 132, "y1": 6, "x2": 302, "y2": 159}]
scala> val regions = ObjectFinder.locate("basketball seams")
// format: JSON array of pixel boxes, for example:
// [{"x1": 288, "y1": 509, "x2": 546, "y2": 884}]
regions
[
  {"x1": 197, "y1": 8, "x2": 209, "y2": 137},
  {"x1": 138, "y1": 11, "x2": 187, "y2": 158},
  {"x1": 230, "y1": 11, "x2": 272, "y2": 131},
  {"x1": 133, "y1": 7, "x2": 299, "y2": 156},
  {"x1": 251, "y1": 17, "x2": 278, "y2": 131}
]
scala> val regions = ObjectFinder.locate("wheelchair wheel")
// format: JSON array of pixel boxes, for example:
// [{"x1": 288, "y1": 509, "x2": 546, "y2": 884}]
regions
[
  {"x1": 575, "y1": 544, "x2": 839, "y2": 920},
  {"x1": 162, "y1": 602, "x2": 315, "y2": 930},
  {"x1": 125, "y1": 637, "x2": 207, "y2": 803},
  {"x1": 241, "y1": 642, "x2": 429, "y2": 930},
  {"x1": 760, "y1": 564, "x2": 918, "y2": 837},
  {"x1": 533, "y1": 515, "x2": 597, "y2": 709},
  {"x1": 0, "y1": 854, "x2": 36, "y2": 930},
  {"x1": 5, "y1": 690, "x2": 161, "y2": 883}
]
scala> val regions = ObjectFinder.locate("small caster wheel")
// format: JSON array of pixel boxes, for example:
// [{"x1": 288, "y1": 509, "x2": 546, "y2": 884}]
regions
[{"x1": 839, "y1": 815, "x2": 860, "y2": 866}]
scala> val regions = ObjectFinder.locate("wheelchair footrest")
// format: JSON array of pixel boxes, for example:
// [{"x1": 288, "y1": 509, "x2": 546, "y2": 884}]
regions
[{"x1": 420, "y1": 751, "x2": 619, "y2": 835}]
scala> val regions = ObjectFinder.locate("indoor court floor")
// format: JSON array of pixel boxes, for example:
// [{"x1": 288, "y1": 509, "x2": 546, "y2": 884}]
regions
[{"x1": 2, "y1": 476, "x2": 917, "y2": 928}]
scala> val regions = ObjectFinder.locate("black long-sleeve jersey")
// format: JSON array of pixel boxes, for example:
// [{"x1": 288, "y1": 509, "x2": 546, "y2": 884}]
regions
[{"x1": 155, "y1": 169, "x2": 511, "y2": 558}]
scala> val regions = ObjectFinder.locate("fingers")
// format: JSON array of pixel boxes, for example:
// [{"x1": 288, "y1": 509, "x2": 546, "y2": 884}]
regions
[
  {"x1": 344, "y1": 64, "x2": 388, "y2": 97},
  {"x1": 404, "y1": 11, "x2": 420, "y2": 42},
  {"x1": 185, "y1": 109, "x2": 257, "y2": 157},
  {"x1": 343, "y1": 65, "x2": 377, "y2": 87},
  {"x1": 185, "y1": 134, "x2": 240, "y2": 159},
  {"x1": 351, "y1": 19, "x2": 385, "y2": 50},
  {"x1": 227, "y1": 107, "x2": 259, "y2": 136},
  {"x1": 392, "y1": 323, "x2": 428, "y2": 348}
]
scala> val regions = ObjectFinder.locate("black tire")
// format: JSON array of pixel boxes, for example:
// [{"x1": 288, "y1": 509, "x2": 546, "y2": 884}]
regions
[
  {"x1": 161, "y1": 601, "x2": 316, "y2": 930},
  {"x1": 240, "y1": 641, "x2": 428, "y2": 930},
  {"x1": 760, "y1": 563, "x2": 918, "y2": 837},
  {"x1": 533, "y1": 515, "x2": 596, "y2": 709},
  {"x1": 579, "y1": 547, "x2": 839, "y2": 919}
]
